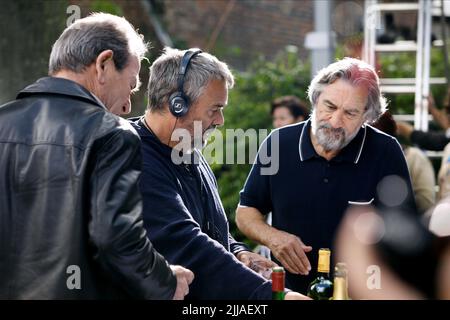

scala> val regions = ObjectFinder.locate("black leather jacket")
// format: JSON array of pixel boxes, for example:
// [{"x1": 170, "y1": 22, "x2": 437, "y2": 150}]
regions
[{"x1": 0, "y1": 77, "x2": 176, "y2": 299}]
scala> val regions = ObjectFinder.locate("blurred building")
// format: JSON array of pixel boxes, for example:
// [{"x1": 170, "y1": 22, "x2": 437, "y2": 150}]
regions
[{"x1": 1, "y1": 0, "x2": 448, "y2": 112}]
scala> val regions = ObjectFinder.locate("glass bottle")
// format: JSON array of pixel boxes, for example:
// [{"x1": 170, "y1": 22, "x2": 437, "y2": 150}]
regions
[
  {"x1": 272, "y1": 266, "x2": 285, "y2": 300},
  {"x1": 307, "y1": 248, "x2": 333, "y2": 300},
  {"x1": 331, "y1": 262, "x2": 350, "y2": 300}
]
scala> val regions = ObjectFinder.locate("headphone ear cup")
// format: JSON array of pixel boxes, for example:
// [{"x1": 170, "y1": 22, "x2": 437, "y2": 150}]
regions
[{"x1": 169, "y1": 92, "x2": 189, "y2": 117}]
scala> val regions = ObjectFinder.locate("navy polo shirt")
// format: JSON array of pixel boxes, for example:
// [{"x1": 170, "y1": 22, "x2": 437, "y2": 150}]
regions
[{"x1": 239, "y1": 119, "x2": 416, "y2": 293}]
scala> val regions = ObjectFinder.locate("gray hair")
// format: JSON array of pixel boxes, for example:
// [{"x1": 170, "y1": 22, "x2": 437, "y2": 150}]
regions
[
  {"x1": 49, "y1": 13, "x2": 147, "y2": 74},
  {"x1": 147, "y1": 47, "x2": 234, "y2": 112},
  {"x1": 307, "y1": 57, "x2": 387, "y2": 123}
]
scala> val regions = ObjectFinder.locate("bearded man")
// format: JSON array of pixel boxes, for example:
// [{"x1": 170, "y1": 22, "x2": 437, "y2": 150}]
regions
[
  {"x1": 236, "y1": 58, "x2": 417, "y2": 293},
  {"x1": 130, "y1": 48, "x2": 309, "y2": 300}
]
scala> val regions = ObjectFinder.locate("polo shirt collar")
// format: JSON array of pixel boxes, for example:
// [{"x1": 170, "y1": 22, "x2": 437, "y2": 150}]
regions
[{"x1": 298, "y1": 118, "x2": 367, "y2": 164}]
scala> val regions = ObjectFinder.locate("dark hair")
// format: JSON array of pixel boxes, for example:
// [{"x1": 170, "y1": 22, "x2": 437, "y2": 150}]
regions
[
  {"x1": 270, "y1": 95, "x2": 309, "y2": 119},
  {"x1": 371, "y1": 111, "x2": 397, "y2": 137}
]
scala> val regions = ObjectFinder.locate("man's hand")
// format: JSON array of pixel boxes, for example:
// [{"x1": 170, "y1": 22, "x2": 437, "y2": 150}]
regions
[
  {"x1": 428, "y1": 94, "x2": 450, "y2": 130},
  {"x1": 267, "y1": 230, "x2": 312, "y2": 275},
  {"x1": 236, "y1": 251, "x2": 277, "y2": 279},
  {"x1": 170, "y1": 265, "x2": 194, "y2": 300},
  {"x1": 235, "y1": 206, "x2": 311, "y2": 275},
  {"x1": 396, "y1": 121, "x2": 414, "y2": 140},
  {"x1": 285, "y1": 291, "x2": 312, "y2": 300}
]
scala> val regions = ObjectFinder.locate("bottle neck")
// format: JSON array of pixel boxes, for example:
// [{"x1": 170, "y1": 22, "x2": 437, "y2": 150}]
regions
[
  {"x1": 317, "y1": 260, "x2": 330, "y2": 278},
  {"x1": 317, "y1": 250, "x2": 331, "y2": 277},
  {"x1": 272, "y1": 269, "x2": 285, "y2": 300},
  {"x1": 332, "y1": 276, "x2": 349, "y2": 300},
  {"x1": 316, "y1": 271, "x2": 330, "y2": 278},
  {"x1": 272, "y1": 291, "x2": 285, "y2": 300}
]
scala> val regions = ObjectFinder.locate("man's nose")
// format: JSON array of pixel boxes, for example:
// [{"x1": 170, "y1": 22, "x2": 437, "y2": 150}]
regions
[
  {"x1": 214, "y1": 109, "x2": 225, "y2": 127},
  {"x1": 329, "y1": 110, "x2": 344, "y2": 128}
]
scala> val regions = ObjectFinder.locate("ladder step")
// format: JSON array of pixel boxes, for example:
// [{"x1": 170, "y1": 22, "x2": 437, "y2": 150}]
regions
[
  {"x1": 433, "y1": 39, "x2": 445, "y2": 47},
  {"x1": 370, "y1": 3, "x2": 420, "y2": 11},
  {"x1": 381, "y1": 85, "x2": 416, "y2": 93},
  {"x1": 393, "y1": 114, "x2": 433, "y2": 122},
  {"x1": 381, "y1": 78, "x2": 448, "y2": 85},
  {"x1": 375, "y1": 43, "x2": 417, "y2": 52}
]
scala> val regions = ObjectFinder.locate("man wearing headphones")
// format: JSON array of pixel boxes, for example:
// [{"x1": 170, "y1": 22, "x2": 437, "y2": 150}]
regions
[{"x1": 130, "y1": 47, "x2": 309, "y2": 299}]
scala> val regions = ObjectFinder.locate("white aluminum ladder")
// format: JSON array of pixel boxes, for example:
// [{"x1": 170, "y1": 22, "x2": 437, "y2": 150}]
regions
[{"x1": 363, "y1": 0, "x2": 446, "y2": 132}]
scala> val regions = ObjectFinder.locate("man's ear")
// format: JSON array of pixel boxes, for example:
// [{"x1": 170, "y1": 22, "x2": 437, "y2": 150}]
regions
[{"x1": 95, "y1": 50, "x2": 114, "y2": 85}]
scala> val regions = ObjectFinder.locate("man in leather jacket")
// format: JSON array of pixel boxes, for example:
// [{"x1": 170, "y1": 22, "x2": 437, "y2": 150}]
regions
[{"x1": 0, "y1": 13, "x2": 193, "y2": 299}]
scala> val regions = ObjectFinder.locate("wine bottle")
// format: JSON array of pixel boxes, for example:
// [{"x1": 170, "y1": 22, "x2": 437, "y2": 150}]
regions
[
  {"x1": 272, "y1": 266, "x2": 285, "y2": 300},
  {"x1": 331, "y1": 262, "x2": 350, "y2": 300},
  {"x1": 307, "y1": 248, "x2": 333, "y2": 300}
]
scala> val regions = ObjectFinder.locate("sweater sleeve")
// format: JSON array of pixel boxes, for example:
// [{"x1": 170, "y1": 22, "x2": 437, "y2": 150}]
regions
[
  {"x1": 229, "y1": 233, "x2": 251, "y2": 256},
  {"x1": 139, "y1": 151, "x2": 272, "y2": 300}
]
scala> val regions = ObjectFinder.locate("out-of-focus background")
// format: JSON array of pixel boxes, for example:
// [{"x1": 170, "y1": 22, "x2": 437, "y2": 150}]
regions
[{"x1": 1, "y1": 0, "x2": 449, "y2": 245}]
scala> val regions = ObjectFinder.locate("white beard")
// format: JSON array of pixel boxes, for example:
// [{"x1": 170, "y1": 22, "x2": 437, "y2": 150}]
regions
[{"x1": 311, "y1": 109, "x2": 360, "y2": 152}]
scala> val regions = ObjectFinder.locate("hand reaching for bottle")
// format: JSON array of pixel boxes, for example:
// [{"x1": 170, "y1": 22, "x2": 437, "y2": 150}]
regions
[{"x1": 267, "y1": 229, "x2": 312, "y2": 275}]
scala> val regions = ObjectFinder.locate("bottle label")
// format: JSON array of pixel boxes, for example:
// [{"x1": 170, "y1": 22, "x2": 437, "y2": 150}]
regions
[
  {"x1": 332, "y1": 277, "x2": 349, "y2": 300},
  {"x1": 318, "y1": 249, "x2": 330, "y2": 273},
  {"x1": 271, "y1": 271, "x2": 285, "y2": 292}
]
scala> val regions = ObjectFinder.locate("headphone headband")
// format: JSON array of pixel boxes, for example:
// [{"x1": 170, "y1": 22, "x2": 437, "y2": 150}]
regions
[{"x1": 177, "y1": 49, "x2": 202, "y2": 94}]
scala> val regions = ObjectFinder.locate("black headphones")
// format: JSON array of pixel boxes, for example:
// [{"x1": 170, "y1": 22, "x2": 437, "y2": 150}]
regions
[{"x1": 168, "y1": 49, "x2": 202, "y2": 117}]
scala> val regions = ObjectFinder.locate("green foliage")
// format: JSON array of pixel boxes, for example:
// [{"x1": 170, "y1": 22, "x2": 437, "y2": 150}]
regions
[
  {"x1": 90, "y1": 0, "x2": 123, "y2": 16},
  {"x1": 210, "y1": 47, "x2": 311, "y2": 246},
  {"x1": 335, "y1": 38, "x2": 449, "y2": 115},
  {"x1": 377, "y1": 48, "x2": 448, "y2": 116},
  {"x1": 375, "y1": 46, "x2": 449, "y2": 173}
]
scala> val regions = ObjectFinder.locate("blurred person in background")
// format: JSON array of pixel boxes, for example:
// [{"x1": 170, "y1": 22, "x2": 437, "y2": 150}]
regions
[
  {"x1": 236, "y1": 58, "x2": 417, "y2": 293},
  {"x1": 372, "y1": 111, "x2": 436, "y2": 214},
  {"x1": 271, "y1": 95, "x2": 310, "y2": 129},
  {"x1": 336, "y1": 201, "x2": 450, "y2": 299},
  {"x1": 437, "y1": 142, "x2": 450, "y2": 199},
  {"x1": 397, "y1": 86, "x2": 450, "y2": 151}
]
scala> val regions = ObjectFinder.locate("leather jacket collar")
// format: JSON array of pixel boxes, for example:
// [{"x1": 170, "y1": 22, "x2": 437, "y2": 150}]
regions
[{"x1": 17, "y1": 76, "x2": 106, "y2": 110}]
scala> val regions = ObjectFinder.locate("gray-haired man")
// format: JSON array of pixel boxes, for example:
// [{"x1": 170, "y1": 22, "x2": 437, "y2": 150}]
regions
[
  {"x1": 131, "y1": 47, "x2": 309, "y2": 299},
  {"x1": 0, "y1": 13, "x2": 192, "y2": 299},
  {"x1": 236, "y1": 58, "x2": 417, "y2": 293}
]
